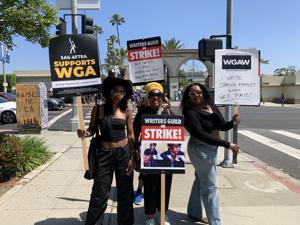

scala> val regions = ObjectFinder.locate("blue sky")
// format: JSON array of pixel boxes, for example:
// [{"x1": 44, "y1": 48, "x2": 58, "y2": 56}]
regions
[{"x1": 5, "y1": 0, "x2": 300, "y2": 75}]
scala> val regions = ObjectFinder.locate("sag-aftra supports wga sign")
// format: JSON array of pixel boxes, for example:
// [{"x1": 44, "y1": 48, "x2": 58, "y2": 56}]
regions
[{"x1": 49, "y1": 34, "x2": 101, "y2": 97}]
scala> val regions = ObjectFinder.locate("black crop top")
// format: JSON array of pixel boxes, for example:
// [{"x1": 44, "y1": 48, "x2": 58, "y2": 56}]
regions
[
  {"x1": 183, "y1": 105, "x2": 233, "y2": 148},
  {"x1": 99, "y1": 114, "x2": 126, "y2": 142}
]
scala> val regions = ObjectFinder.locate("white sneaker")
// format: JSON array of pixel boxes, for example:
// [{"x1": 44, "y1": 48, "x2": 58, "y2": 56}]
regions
[{"x1": 146, "y1": 218, "x2": 155, "y2": 225}]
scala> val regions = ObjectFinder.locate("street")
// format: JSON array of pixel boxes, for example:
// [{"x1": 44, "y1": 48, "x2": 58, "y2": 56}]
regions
[{"x1": 1, "y1": 104, "x2": 300, "y2": 181}]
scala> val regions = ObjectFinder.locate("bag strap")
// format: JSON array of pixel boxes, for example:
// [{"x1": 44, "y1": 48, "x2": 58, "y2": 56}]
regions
[{"x1": 94, "y1": 104, "x2": 100, "y2": 138}]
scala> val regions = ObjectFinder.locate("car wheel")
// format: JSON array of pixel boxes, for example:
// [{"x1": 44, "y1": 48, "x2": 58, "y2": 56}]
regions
[
  {"x1": 1, "y1": 111, "x2": 16, "y2": 123},
  {"x1": 48, "y1": 102, "x2": 54, "y2": 111}
]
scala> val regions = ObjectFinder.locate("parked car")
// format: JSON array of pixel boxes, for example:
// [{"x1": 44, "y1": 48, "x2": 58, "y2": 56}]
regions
[
  {"x1": 0, "y1": 97, "x2": 17, "y2": 123},
  {"x1": 48, "y1": 97, "x2": 65, "y2": 111},
  {"x1": 0, "y1": 92, "x2": 16, "y2": 101}
]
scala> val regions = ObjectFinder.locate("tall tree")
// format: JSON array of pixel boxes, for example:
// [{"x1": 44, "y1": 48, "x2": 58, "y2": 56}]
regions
[
  {"x1": 0, "y1": 0, "x2": 57, "y2": 49},
  {"x1": 109, "y1": 14, "x2": 125, "y2": 47},
  {"x1": 163, "y1": 38, "x2": 184, "y2": 49}
]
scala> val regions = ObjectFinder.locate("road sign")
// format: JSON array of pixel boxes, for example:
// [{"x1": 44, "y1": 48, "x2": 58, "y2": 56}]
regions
[{"x1": 57, "y1": 0, "x2": 100, "y2": 10}]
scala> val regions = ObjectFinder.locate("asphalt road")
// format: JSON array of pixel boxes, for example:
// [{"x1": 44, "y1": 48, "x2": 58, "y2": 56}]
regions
[{"x1": 1, "y1": 105, "x2": 299, "y2": 181}]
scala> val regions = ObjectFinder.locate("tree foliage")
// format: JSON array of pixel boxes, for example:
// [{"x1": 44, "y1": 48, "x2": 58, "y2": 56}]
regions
[
  {"x1": 163, "y1": 38, "x2": 184, "y2": 50},
  {"x1": 274, "y1": 65, "x2": 297, "y2": 76},
  {"x1": 0, "y1": 74, "x2": 16, "y2": 92},
  {"x1": 109, "y1": 13, "x2": 125, "y2": 47},
  {"x1": 0, "y1": 0, "x2": 57, "y2": 49}
]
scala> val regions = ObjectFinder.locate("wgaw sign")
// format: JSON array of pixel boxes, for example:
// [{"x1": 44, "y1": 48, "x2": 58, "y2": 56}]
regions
[{"x1": 214, "y1": 49, "x2": 260, "y2": 105}]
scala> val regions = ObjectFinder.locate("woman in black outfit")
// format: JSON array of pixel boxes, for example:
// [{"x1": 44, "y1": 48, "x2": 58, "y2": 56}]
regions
[
  {"x1": 133, "y1": 82, "x2": 173, "y2": 225},
  {"x1": 181, "y1": 83, "x2": 240, "y2": 225},
  {"x1": 77, "y1": 77, "x2": 135, "y2": 225}
]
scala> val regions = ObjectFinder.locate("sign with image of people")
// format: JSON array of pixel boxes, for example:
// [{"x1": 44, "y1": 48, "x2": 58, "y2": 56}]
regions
[
  {"x1": 140, "y1": 114, "x2": 186, "y2": 173},
  {"x1": 127, "y1": 36, "x2": 164, "y2": 85},
  {"x1": 49, "y1": 34, "x2": 101, "y2": 97}
]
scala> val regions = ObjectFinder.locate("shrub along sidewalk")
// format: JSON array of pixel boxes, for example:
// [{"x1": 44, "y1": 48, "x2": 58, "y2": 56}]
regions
[{"x1": 0, "y1": 134, "x2": 50, "y2": 182}]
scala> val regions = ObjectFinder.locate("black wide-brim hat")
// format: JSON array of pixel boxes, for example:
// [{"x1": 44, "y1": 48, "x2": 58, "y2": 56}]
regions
[{"x1": 102, "y1": 77, "x2": 133, "y2": 99}]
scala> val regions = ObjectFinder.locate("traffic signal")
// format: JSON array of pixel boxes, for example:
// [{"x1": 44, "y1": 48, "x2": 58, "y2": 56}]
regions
[
  {"x1": 82, "y1": 15, "x2": 94, "y2": 34},
  {"x1": 55, "y1": 18, "x2": 66, "y2": 36},
  {"x1": 198, "y1": 38, "x2": 223, "y2": 62}
]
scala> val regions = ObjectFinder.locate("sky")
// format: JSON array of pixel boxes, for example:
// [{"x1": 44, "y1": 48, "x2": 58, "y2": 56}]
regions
[{"x1": 4, "y1": 0, "x2": 300, "y2": 75}]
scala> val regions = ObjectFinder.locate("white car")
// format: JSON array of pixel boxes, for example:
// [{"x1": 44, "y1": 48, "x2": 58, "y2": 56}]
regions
[{"x1": 0, "y1": 97, "x2": 17, "y2": 123}]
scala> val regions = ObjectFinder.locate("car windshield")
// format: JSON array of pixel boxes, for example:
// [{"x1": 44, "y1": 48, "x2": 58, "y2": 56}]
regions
[{"x1": 0, "y1": 96, "x2": 9, "y2": 103}]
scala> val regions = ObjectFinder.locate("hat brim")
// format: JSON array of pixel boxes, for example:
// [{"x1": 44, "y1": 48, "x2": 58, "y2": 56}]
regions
[{"x1": 102, "y1": 77, "x2": 133, "y2": 99}]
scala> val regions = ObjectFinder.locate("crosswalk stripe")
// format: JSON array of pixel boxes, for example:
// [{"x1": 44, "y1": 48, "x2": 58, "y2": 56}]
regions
[
  {"x1": 239, "y1": 130, "x2": 300, "y2": 160},
  {"x1": 270, "y1": 130, "x2": 300, "y2": 141}
]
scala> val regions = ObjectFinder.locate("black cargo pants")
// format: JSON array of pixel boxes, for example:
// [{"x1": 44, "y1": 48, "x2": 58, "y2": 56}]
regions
[{"x1": 85, "y1": 145, "x2": 134, "y2": 225}]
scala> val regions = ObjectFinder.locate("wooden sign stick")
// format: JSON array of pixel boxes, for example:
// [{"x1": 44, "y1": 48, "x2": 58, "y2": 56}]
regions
[
  {"x1": 77, "y1": 96, "x2": 89, "y2": 170},
  {"x1": 160, "y1": 173, "x2": 166, "y2": 225}
]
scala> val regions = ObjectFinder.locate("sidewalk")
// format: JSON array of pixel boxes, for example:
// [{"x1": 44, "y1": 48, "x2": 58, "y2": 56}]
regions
[{"x1": 0, "y1": 130, "x2": 300, "y2": 225}]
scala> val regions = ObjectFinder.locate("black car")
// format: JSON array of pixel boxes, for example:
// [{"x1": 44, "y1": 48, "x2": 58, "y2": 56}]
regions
[{"x1": 48, "y1": 97, "x2": 65, "y2": 111}]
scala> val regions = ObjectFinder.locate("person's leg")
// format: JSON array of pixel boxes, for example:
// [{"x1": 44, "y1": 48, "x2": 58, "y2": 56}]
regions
[
  {"x1": 157, "y1": 174, "x2": 172, "y2": 212},
  {"x1": 187, "y1": 172, "x2": 204, "y2": 219},
  {"x1": 188, "y1": 141, "x2": 221, "y2": 225},
  {"x1": 143, "y1": 174, "x2": 159, "y2": 217},
  {"x1": 115, "y1": 145, "x2": 134, "y2": 225},
  {"x1": 85, "y1": 149, "x2": 114, "y2": 225},
  {"x1": 134, "y1": 174, "x2": 144, "y2": 205}
]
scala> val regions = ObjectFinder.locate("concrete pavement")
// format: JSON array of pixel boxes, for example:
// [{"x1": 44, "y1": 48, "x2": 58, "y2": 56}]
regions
[{"x1": 1, "y1": 129, "x2": 300, "y2": 225}]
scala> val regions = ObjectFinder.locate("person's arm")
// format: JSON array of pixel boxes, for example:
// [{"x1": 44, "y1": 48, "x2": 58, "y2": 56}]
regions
[
  {"x1": 184, "y1": 110, "x2": 231, "y2": 148},
  {"x1": 126, "y1": 108, "x2": 135, "y2": 175},
  {"x1": 212, "y1": 105, "x2": 234, "y2": 131},
  {"x1": 133, "y1": 110, "x2": 142, "y2": 146},
  {"x1": 77, "y1": 105, "x2": 97, "y2": 138}
]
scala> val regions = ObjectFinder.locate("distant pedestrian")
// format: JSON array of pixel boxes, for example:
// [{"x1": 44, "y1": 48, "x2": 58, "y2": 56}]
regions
[{"x1": 281, "y1": 92, "x2": 286, "y2": 107}]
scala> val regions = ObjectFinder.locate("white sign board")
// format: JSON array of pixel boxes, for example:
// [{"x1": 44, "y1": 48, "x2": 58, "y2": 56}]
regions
[
  {"x1": 57, "y1": 0, "x2": 100, "y2": 10},
  {"x1": 214, "y1": 49, "x2": 260, "y2": 105},
  {"x1": 127, "y1": 36, "x2": 164, "y2": 85}
]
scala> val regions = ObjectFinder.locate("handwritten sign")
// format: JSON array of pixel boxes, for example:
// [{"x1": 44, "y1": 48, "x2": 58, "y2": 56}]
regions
[
  {"x1": 214, "y1": 49, "x2": 260, "y2": 105},
  {"x1": 127, "y1": 36, "x2": 164, "y2": 85}
]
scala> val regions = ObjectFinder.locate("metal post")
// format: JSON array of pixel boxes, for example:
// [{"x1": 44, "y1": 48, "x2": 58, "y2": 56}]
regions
[
  {"x1": 2, "y1": 61, "x2": 6, "y2": 93},
  {"x1": 220, "y1": 0, "x2": 234, "y2": 168},
  {"x1": 70, "y1": 0, "x2": 79, "y2": 131}
]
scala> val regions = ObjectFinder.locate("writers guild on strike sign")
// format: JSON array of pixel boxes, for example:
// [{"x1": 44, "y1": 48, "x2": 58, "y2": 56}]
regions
[
  {"x1": 140, "y1": 115, "x2": 186, "y2": 173},
  {"x1": 49, "y1": 34, "x2": 101, "y2": 97},
  {"x1": 127, "y1": 36, "x2": 164, "y2": 85}
]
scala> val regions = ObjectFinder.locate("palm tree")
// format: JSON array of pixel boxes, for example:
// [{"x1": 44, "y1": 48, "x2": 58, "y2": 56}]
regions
[
  {"x1": 115, "y1": 47, "x2": 128, "y2": 79},
  {"x1": 163, "y1": 38, "x2": 184, "y2": 49},
  {"x1": 109, "y1": 14, "x2": 125, "y2": 47},
  {"x1": 92, "y1": 25, "x2": 104, "y2": 74},
  {"x1": 260, "y1": 57, "x2": 269, "y2": 64}
]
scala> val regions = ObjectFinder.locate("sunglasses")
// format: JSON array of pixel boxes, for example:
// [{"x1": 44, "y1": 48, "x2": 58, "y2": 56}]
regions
[
  {"x1": 189, "y1": 91, "x2": 202, "y2": 97},
  {"x1": 148, "y1": 91, "x2": 163, "y2": 98}
]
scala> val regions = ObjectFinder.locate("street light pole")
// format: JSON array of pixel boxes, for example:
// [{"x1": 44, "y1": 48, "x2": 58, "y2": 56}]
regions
[
  {"x1": 220, "y1": 0, "x2": 234, "y2": 168},
  {"x1": 70, "y1": 0, "x2": 79, "y2": 131}
]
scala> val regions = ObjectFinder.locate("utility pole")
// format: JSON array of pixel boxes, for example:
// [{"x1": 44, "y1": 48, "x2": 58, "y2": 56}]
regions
[
  {"x1": 2, "y1": 60, "x2": 6, "y2": 93},
  {"x1": 70, "y1": 0, "x2": 79, "y2": 131},
  {"x1": 220, "y1": 0, "x2": 234, "y2": 168}
]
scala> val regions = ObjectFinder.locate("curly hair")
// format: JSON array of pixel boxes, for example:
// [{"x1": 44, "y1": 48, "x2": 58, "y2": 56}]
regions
[{"x1": 181, "y1": 83, "x2": 212, "y2": 114}]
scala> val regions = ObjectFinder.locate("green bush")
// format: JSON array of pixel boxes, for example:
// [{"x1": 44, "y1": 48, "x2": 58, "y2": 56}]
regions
[
  {"x1": 0, "y1": 134, "x2": 24, "y2": 181},
  {"x1": 20, "y1": 136, "x2": 50, "y2": 173},
  {"x1": 0, "y1": 134, "x2": 50, "y2": 182}
]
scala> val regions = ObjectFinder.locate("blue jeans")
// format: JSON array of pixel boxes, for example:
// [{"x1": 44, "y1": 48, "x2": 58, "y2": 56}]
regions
[
  {"x1": 187, "y1": 137, "x2": 221, "y2": 225},
  {"x1": 187, "y1": 171, "x2": 205, "y2": 219}
]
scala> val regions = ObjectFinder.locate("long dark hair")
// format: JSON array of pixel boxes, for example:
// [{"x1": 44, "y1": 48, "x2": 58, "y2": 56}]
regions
[
  {"x1": 104, "y1": 86, "x2": 129, "y2": 115},
  {"x1": 181, "y1": 83, "x2": 212, "y2": 114}
]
